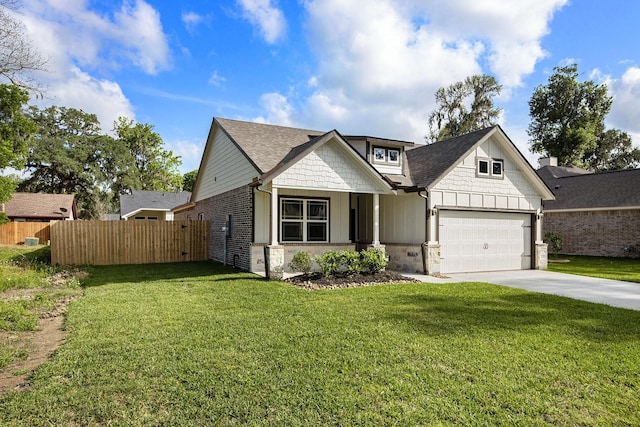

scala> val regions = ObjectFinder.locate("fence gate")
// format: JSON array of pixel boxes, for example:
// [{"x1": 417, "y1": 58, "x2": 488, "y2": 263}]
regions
[{"x1": 50, "y1": 220, "x2": 209, "y2": 265}]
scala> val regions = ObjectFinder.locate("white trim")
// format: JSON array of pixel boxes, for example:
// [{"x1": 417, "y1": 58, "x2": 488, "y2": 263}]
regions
[{"x1": 121, "y1": 208, "x2": 170, "y2": 220}]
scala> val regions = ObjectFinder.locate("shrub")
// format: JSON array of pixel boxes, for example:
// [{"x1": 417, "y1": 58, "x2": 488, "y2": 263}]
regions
[
  {"x1": 544, "y1": 232, "x2": 563, "y2": 254},
  {"x1": 288, "y1": 251, "x2": 311, "y2": 274},
  {"x1": 315, "y1": 250, "x2": 342, "y2": 276},
  {"x1": 339, "y1": 250, "x2": 361, "y2": 275},
  {"x1": 360, "y1": 248, "x2": 388, "y2": 273}
]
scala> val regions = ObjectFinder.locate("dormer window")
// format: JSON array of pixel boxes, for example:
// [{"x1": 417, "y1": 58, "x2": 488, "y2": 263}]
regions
[
  {"x1": 373, "y1": 146, "x2": 401, "y2": 165},
  {"x1": 477, "y1": 158, "x2": 504, "y2": 179}
]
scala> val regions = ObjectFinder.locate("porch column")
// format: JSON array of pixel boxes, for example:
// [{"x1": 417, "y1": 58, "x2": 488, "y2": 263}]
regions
[
  {"x1": 534, "y1": 209, "x2": 548, "y2": 270},
  {"x1": 270, "y1": 186, "x2": 278, "y2": 246},
  {"x1": 372, "y1": 193, "x2": 380, "y2": 245},
  {"x1": 265, "y1": 186, "x2": 284, "y2": 279}
]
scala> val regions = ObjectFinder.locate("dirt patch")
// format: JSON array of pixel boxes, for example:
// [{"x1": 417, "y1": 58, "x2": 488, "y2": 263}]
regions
[
  {"x1": 285, "y1": 270, "x2": 421, "y2": 290},
  {"x1": 0, "y1": 271, "x2": 85, "y2": 395},
  {"x1": 0, "y1": 313, "x2": 67, "y2": 394}
]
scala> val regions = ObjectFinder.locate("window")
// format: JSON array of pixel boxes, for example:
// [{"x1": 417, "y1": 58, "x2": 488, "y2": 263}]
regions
[
  {"x1": 372, "y1": 146, "x2": 401, "y2": 165},
  {"x1": 477, "y1": 158, "x2": 504, "y2": 179},
  {"x1": 198, "y1": 213, "x2": 204, "y2": 220},
  {"x1": 281, "y1": 198, "x2": 328, "y2": 242}
]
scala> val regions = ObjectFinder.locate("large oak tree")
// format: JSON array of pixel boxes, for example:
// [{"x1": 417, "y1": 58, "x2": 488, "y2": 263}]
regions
[{"x1": 528, "y1": 64, "x2": 640, "y2": 171}]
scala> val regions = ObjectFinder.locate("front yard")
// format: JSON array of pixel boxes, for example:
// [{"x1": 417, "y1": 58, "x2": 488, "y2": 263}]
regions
[
  {"x1": 1, "y1": 253, "x2": 639, "y2": 425},
  {"x1": 548, "y1": 255, "x2": 640, "y2": 283}
]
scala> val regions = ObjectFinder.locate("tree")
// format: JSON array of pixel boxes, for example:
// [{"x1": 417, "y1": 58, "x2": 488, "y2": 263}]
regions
[
  {"x1": 427, "y1": 74, "x2": 502, "y2": 142},
  {"x1": 19, "y1": 106, "x2": 108, "y2": 219},
  {"x1": 528, "y1": 63, "x2": 639, "y2": 170},
  {"x1": 0, "y1": 83, "x2": 35, "y2": 206},
  {"x1": 113, "y1": 117, "x2": 182, "y2": 192},
  {"x1": 182, "y1": 169, "x2": 198, "y2": 192},
  {"x1": 0, "y1": 0, "x2": 47, "y2": 94}
]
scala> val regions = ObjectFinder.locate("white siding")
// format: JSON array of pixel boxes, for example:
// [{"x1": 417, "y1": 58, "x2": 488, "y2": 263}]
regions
[
  {"x1": 273, "y1": 139, "x2": 387, "y2": 194},
  {"x1": 194, "y1": 124, "x2": 259, "y2": 202},
  {"x1": 431, "y1": 137, "x2": 541, "y2": 211},
  {"x1": 380, "y1": 193, "x2": 425, "y2": 244}
]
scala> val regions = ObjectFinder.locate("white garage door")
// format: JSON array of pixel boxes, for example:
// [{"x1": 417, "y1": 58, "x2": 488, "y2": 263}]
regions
[{"x1": 439, "y1": 210, "x2": 532, "y2": 274}]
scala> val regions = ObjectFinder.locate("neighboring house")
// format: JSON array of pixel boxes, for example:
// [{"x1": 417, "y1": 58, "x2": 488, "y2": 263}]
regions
[
  {"x1": 1, "y1": 192, "x2": 78, "y2": 221},
  {"x1": 187, "y1": 118, "x2": 554, "y2": 278},
  {"x1": 538, "y1": 157, "x2": 640, "y2": 258},
  {"x1": 120, "y1": 190, "x2": 192, "y2": 220}
]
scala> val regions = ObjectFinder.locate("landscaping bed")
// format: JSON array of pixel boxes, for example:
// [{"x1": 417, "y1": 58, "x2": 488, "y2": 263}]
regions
[{"x1": 286, "y1": 270, "x2": 420, "y2": 290}]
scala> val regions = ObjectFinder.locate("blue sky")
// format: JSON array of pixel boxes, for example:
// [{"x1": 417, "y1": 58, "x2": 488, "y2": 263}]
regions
[{"x1": 10, "y1": 0, "x2": 640, "y2": 173}]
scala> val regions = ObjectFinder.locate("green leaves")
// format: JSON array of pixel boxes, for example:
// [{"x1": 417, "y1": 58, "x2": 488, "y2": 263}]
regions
[
  {"x1": 427, "y1": 74, "x2": 502, "y2": 143},
  {"x1": 528, "y1": 63, "x2": 639, "y2": 171}
]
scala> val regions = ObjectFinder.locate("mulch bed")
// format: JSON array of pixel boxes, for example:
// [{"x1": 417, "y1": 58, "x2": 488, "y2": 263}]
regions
[{"x1": 285, "y1": 270, "x2": 421, "y2": 290}]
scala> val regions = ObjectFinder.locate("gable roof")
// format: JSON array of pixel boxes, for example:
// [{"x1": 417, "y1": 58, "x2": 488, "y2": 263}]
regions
[
  {"x1": 215, "y1": 118, "x2": 324, "y2": 175},
  {"x1": 120, "y1": 190, "x2": 192, "y2": 218},
  {"x1": 538, "y1": 166, "x2": 640, "y2": 210},
  {"x1": 406, "y1": 127, "x2": 496, "y2": 190},
  {"x1": 2, "y1": 193, "x2": 77, "y2": 220},
  {"x1": 213, "y1": 118, "x2": 392, "y2": 191}
]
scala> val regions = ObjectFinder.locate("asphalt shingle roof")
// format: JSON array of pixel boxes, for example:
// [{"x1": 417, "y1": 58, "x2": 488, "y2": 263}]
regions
[
  {"x1": 405, "y1": 126, "x2": 496, "y2": 190},
  {"x1": 216, "y1": 118, "x2": 324, "y2": 174},
  {"x1": 538, "y1": 166, "x2": 640, "y2": 210},
  {"x1": 3, "y1": 193, "x2": 76, "y2": 219},
  {"x1": 120, "y1": 190, "x2": 192, "y2": 217}
]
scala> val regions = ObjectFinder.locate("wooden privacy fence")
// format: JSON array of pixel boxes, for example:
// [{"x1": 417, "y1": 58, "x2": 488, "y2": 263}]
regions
[
  {"x1": 51, "y1": 220, "x2": 209, "y2": 266},
  {"x1": 0, "y1": 222, "x2": 51, "y2": 245}
]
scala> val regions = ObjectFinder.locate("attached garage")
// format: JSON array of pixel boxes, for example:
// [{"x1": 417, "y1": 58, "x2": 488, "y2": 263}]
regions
[{"x1": 439, "y1": 210, "x2": 532, "y2": 274}]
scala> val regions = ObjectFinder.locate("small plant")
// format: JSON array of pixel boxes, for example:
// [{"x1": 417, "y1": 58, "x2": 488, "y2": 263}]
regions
[
  {"x1": 360, "y1": 248, "x2": 388, "y2": 273},
  {"x1": 544, "y1": 232, "x2": 563, "y2": 254},
  {"x1": 288, "y1": 251, "x2": 311, "y2": 274},
  {"x1": 339, "y1": 250, "x2": 361, "y2": 275},
  {"x1": 315, "y1": 250, "x2": 342, "y2": 276}
]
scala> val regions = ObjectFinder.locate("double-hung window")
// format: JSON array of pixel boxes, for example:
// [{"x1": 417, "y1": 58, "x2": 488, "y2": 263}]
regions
[{"x1": 280, "y1": 198, "x2": 328, "y2": 242}]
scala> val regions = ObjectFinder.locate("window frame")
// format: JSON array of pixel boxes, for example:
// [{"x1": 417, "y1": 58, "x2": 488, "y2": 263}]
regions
[
  {"x1": 476, "y1": 157, "x2": 504, "y2": 179},
  {"x1": 372, "y1": 146, "x2": 402, "y2": 166},
  {"x1": 279, "y1": 197, "x2": 329, "y2": 243}
]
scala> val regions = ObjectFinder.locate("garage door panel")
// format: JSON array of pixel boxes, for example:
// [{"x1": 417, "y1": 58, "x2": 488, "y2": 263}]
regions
[{"x1": 439, "y1": 210, "x2": 532, "y2": 274}]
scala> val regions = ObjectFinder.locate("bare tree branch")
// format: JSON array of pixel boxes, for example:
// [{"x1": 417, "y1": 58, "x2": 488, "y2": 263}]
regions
[{"x1": 0, "y1": 0, "x2": 48, "y2": 96}]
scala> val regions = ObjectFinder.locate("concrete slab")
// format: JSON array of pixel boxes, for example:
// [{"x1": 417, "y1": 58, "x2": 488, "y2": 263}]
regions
[{"x1": 408, "y1": 269, "x2": 640, "y2": 311}]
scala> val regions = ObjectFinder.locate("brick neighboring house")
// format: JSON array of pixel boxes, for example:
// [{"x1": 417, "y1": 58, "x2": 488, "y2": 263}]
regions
[
  {"x1": 188, "y1": 118, "x2": 554, "y2": 278},
  {"x1": 120, "y1": 190, "x2": 191, "y2": 220},
  {"x1": 538, "y1": 157, "x2": 640, "y2": 258},
  {"x1": 2, "y1": 193, "x2": 78, "y2": 221}
]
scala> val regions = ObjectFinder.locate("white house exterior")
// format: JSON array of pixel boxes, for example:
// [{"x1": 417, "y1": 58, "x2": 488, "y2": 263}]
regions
[{"x1": 184, "y1": 118, "x2": 554, "y2": 278}]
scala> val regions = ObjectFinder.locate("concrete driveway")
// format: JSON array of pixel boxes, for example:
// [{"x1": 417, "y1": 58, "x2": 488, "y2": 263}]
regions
[{"x1": 406, "y1": 270, "x2": 640, "y2": 311}]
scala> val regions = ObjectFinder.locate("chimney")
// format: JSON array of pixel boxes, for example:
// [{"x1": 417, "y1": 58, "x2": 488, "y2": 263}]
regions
[{"x1": 538, "y1": 156, "x2": 557, "y2": 168}]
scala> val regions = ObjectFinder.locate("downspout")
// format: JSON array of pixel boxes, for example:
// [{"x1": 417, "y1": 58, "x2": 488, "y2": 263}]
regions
[{"x1": 418, "y1": 190, "x2": 429, "y2": 275}]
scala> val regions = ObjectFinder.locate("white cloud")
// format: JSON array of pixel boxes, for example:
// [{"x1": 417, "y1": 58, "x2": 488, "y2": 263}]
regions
[
  {"x1": 237, "y1": 0, "x2": 286, "y2": 44},
  {"x1": 209, "y1": 71, "x2": 226, "y2": 87},
  {"x1": 253, "y1": 92, "x2": 294, "y2": 126},
  {"x1": 288, "y1": 0, "x2": 568, "y2": 142},
  {"x1": 14, "y1": 0, "x2": 172, "y2": 131},
  {"x1": 167, "y1": 138, "x2": 205, "y2": 173},
  {"x1": 182, "y1": 11, "x2": 205, "y2": 33},
  {"x1": 607, "y1": 66, "x2": 640, "y2": 138}
]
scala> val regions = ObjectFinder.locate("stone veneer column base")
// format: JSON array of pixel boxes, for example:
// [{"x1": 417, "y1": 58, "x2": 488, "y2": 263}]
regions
[
  {"x1": 264, "y1": 245, "x2": 285, "y2": 280},
  {"x1": 535, "y1": 243, "x2": 548, "y2": 270},
  {"x1": 422, "y1": 243, "x2": 441, "y2": 275}
]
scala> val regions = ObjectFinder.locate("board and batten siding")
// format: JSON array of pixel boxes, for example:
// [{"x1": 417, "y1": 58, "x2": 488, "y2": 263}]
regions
[
  {"x1": 380, "y1": 193, "x2": 426, "y2": 244},
  {"x1": 254, "y1": 186, "x2": 351, "y2": 244},
  {"x1": 431, "y1": 137, "x2": 541, "y2": 212},
  {"x1": 194, "y1": 124, "x2": 259, "y2": 202}
]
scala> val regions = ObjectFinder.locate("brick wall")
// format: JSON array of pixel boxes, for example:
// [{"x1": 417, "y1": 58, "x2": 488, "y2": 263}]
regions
[
  {"x1": 194, "y1": 185, "x2": 254, "y2": 270},
  {"x1": 544, "y1": 209, "x2": 640, "y2": 258}
]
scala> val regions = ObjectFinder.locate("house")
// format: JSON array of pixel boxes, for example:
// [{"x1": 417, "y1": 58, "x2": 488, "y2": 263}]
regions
[
  {"x1": 538, "y1": 157, "x2": 640, "y2": 258},
  {"x1": 120, "y1": 190, "x2": 192, "y2": 220},
  {"x1": 2, "y1": 192, "x2": 78, "y2": 221},
  {"x1": 183, "y1": 118, "x2": 554, "y2": 278}
]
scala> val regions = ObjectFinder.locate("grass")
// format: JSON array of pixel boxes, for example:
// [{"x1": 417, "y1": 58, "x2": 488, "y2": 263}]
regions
[
  {"x1": 0, "y1": 246, "x2": 81, "y2": 368},
  {"x1": 1, "y1": 261, "x2": 639, "y2": 425},
  {"x1": 548, "y1": 254, "x2": 640, "y2": 283}
]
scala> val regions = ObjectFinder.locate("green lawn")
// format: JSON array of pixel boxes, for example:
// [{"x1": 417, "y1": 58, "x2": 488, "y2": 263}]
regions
[
  {"x1": 1, "y1": 261, "x2": 639, "y2": 425},
  {"x1": 548, "y1": 255, "x2": 640, "y2": 283}
]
